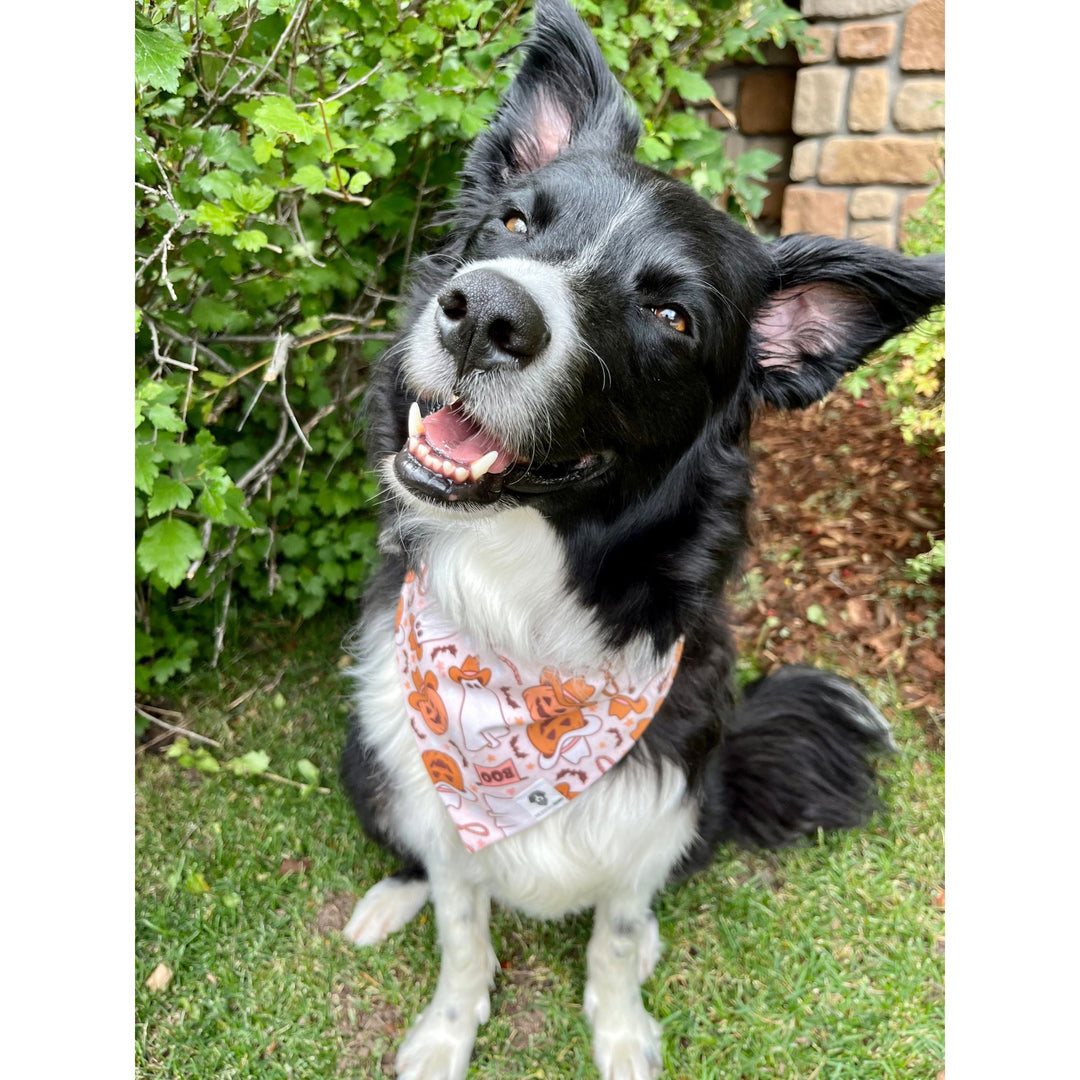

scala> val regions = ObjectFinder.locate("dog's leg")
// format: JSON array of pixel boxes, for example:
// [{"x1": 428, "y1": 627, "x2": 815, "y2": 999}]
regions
[
  {"x1": 585, "y1": 898, "x2": 664, "y2": 1080},
  {"x1": 395, "y1": 873, "x2": 497, "y2": 1080},
  {"x1": 343, "y1": 869, "x2": 430, "y2": 947}
]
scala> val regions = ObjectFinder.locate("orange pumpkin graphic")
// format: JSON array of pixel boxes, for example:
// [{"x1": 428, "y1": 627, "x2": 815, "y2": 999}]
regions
[
  {"x1": 422, "y1": 749, "x2": 463, "y2": 790},
  {"x1": 408, "y1": 669, "x2": 448, "y2": 735},
  {"x1": 523, "y1": 668, "x2": 597, "y2": 756}
]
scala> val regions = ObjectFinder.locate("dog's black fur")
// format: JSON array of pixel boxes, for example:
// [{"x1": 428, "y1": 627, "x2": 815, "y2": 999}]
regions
[{"x1": 340, "y1": 2, "x2": 943, "y2": 1075}]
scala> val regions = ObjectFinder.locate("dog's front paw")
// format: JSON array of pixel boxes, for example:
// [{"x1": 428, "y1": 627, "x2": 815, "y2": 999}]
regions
[
  {"x1": 343, "y1": 876, "x2": 430, "y2": 947},
  {"x1": 394, "y1": 1002, "x2": 483, "y2": 1080},
  {"x1": 591, "y1": 1011, "x2": 663, "y2": 1080}
]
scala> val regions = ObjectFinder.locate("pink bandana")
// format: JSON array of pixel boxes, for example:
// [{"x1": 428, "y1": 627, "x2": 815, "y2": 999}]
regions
[{"x1": 395, "y1": 568, "x2": 684, "y2": 852}]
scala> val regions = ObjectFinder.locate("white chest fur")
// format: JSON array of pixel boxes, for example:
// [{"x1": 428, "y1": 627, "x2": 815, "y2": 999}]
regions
[{"x1": 350, "y1": 506, "x2": 698, "y2": 918}]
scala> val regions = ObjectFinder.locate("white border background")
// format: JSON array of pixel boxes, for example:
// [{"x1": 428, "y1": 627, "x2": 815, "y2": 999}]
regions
[{"x1": 6, "y1": 1, "x2": 1078, "y2": 1075}]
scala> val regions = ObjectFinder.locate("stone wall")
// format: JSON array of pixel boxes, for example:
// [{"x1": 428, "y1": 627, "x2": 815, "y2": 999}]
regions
[{"x1": 707, "y1": 0, "x2": 944, "y2": 249}]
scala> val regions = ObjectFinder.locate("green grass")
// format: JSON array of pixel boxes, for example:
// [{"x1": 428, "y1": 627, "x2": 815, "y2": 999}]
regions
[{"x1": 135, "y1": 610, "x2": 943, "y2": 1079}]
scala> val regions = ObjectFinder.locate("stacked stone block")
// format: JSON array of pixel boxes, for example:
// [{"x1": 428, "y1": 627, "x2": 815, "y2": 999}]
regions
[
  {"x1": 786, "y1": 0, "x2": 944, "y2": 247},
  {"x1": 706, "y1": 0, "x2": 943, "y2": 250}
]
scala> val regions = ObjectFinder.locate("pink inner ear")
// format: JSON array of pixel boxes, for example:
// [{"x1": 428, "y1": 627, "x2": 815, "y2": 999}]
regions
[
  {"x1": 512, "y1": 89, "x2": 573, "y2": 173},
  {"x1": 754, "y1": 283, "x2": 859, "y2": 370}
]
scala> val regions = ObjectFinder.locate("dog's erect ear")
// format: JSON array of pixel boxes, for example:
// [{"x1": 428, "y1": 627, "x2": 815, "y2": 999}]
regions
[
  {"x1": 460, "y1": 0, "x2": 640, "y2": 196},
  {"x1": 748, "y1": 235, "x2": 945, "y2": 410}
]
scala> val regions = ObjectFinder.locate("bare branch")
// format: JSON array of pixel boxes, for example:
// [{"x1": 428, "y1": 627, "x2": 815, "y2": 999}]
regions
[
  {"x1": 295, "y1": 61, "x2": 383, "y2": 107},
  {"x1": 211, "y1": 576, "x2": 233, "y2": 668},
  {"x1": 136, "y1": 706, "x2": 224, "y2": 748}
]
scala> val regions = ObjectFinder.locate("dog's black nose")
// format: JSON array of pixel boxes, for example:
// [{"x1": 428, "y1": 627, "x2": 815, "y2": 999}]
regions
[{"x1": 436, "y1": 269, "x2": 550, "y2": 376}]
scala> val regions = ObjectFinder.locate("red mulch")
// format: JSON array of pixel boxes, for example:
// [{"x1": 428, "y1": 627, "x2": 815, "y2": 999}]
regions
[{"x1": 732, "y1": 382, "x2": 944, "y2": 746}]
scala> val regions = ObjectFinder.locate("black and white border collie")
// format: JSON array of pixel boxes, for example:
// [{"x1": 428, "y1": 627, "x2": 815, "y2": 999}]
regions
[{"x1": 340, "y1": 2, "x2": 944, "y2": 1076}]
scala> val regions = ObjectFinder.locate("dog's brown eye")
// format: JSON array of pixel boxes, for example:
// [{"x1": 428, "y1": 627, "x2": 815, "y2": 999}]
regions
[
  {"x1": 504, "y1": 215, "x2": 528, "y2": 235},
  {"x1": 651, "y1": 306, "x2": 689, "y2": 333}
]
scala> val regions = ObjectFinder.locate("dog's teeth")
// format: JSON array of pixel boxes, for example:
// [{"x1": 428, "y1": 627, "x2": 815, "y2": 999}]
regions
[
  {"x1": 470, "y1": 451, "x2": 499, "y2": 481},
  {"x1": 407, "y1": 436, "x2": 419, "y2": 453},
  {"x1": 449, "y1": 393, "x2": 460, "y2": 404},
  {"x1": 453, "y1": 466, "x2": 469, "y2": 484},
  {"x1": 408, "y1": 401, "x2": 424, "y2": 438},
  {"x1": 440, "y1": 459, "x2": 457, "y2": 478}
]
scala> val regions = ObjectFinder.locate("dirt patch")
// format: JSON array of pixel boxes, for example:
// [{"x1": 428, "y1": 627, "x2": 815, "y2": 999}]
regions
[
  {"x1": 331, "y1": 984, "x2": 404, "y2": 1074},
  {"x1": 315, "y1": 892, "x2": 357, "y2": 936},
  {"x1": 497, "y1": 962, "x2": 555, "y2": 1051},
  {"x1": 733, "y1": 383, "x2": 944, "y2": 740}
]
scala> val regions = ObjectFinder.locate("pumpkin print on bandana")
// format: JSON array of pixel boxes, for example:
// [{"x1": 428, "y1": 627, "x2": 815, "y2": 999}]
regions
[{"x1": 396, "y1": 568, "x2": 683, "y2": 853}]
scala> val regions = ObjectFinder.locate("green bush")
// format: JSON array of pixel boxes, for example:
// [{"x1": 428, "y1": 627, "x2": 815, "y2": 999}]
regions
[
  {"x1": 843, "y1": 174, "x2": 945, "y2": 450},
  {"x1": 134, "y1": 0, "x2": 806, "y2": 704}
]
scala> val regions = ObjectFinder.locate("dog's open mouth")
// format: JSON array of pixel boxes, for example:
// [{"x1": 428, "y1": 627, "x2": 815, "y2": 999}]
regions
[{"x1": 394, "y1": 400, "x2": 613, "y2": 505}]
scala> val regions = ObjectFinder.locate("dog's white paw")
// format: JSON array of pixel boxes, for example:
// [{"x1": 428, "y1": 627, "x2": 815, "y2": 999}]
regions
[
  {"x1": 592, "y1": 1011, "x2": 663, "y2": 1080},
  {"x1": 394, "y1": 1006, "x2": 480, "y2": 1080},
  {"x1": 343, "y1": 876, "x2": 429, "y2": 947}
]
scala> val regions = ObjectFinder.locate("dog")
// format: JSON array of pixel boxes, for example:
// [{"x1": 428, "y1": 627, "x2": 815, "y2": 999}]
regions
[{"x1": 339, "y1": 1, "x2": 944, "y2": 1076}]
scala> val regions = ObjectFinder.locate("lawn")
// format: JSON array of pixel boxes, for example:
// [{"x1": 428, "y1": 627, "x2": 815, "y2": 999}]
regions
[{"x1": 135, "y1": 609, "x2": 944, "y2": 1079}]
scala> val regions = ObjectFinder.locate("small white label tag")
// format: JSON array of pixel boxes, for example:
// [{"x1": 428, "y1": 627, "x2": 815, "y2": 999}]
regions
[{"x1": 513, "y1": 779, "x2": 567, "y2": 821}]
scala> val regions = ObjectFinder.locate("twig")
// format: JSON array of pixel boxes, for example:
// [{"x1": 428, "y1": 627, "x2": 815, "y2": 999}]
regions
[
  {"x1": 211, "y1": 576, "x2": 233, "y2": 667},
  {"x1": 135, "y1": 135, "x2": 186, "y2": 299},
  {"x1": 290, "y1": 200, "x2": 326, "y2": 266},
  {"x1": 238, "y1": 413, "x2": 291, "y2": 492},
  {"x1": 276, "y1": 342, "x2": 313, "y2": 452},
  {"x1": 262, "y1": 770, "x2": 332, "y2": 795},
  {"x1": 153, "y1": 321, "x2": 239, "y2": 376},
  {"x1": 147, "y1": 320, "x2": 198, "y2": 372},
  {"x1": 402, "y1": 157, "x2": 430, "y2": 271},
  {"x1": 136, "y1": 706, "x2": 224, "y2": 748},
  {"x1": 295, "y1": 62, "x2": 383, "y2": 107},
  {"x1": 204, "y1": 329, "x2": 394, "y2": 345},
  {"x1": 317, "y1": 98, "x2": 347, "y2": 195}
]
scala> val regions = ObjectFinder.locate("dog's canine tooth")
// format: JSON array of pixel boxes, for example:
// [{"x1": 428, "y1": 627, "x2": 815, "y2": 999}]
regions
[
  {"x1": 470, "y1": 450, "x2": 499, "y2": 481},
  {"x1": 407, "y1": 436, "x2": 419, "y2": 454},
  {"x1": 408, "y1": 401, "x2": 424, "y2": 439}
]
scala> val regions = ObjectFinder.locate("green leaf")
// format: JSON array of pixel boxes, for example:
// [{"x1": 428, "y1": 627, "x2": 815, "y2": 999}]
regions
[
  {"x1": 145, "y1": 403, "x2": 187, "y2": 433},
  {"x1": 232, "y1": 183, "x2": 275, "y2": 214},
  {"x1": 135, "y1": 22, "x2": 190, "y2": 93},
  {"x1": 185, "y1": 871, "x2": 211, "y2": 894},
  {"x1": 137, "y1": 519, "x2": 205, "y2": 588},
  {"x1": 233, "y1": 229, "x2": 269, "y2": 253},
  {"x1": 226, "y1": 750, "x2": 271, "y2": 776},
  {"x1": 191, "y1": 297, "x2": 250, "y2": 334},
  {"x1": 664, "y1": 66, "x2": 715, "y2": 103},
  {"x1": 806, "y1": 604, "x2": 828, "y2": 628},
  {"x1": 347, "y1": 170, "x2": 372, "y2": 195},
  {"x1": 135, "y1": 444, "x2": 161, "y2": 495},
  {"x1": 147, "y1": 476, "x2": 195, "y2": 517},
  {"x1": 296, "y1": 759, "x2": 321, "y2": 786},
  {"x1": 193, "y1": 200, "x2": 241, "y2": 236},
  {"x1": 251, "y1": 95, "x2": 317, "y2": 143},
  {"x1": 251, "y1": 133, "x2": 281, "y2": 165},
  {"x1": 293, "y1": 164, "x2": 327, "y2": 194},
  {"x1": 196, "y1": 478, "x2": 257, "y2": 528},
  {"x1": 378, "y1": 71, "x2": 410, "y2": 101}
]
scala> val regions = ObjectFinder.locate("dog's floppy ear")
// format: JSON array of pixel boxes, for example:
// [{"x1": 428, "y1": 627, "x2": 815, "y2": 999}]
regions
[
  {"x1": 748, "y1": 235, "x2": 945, "y2": 410},
  {"x1": 460, "y1": 0, "x2": 640, "y2": 197}
]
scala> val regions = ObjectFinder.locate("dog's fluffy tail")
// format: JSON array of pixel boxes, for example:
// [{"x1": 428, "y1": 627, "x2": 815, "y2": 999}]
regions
[{"x1": 711, "y1": 665, "x2": 895, "y2": 850}]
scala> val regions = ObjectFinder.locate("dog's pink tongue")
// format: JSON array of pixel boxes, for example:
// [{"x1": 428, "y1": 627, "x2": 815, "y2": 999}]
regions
[{"x1": 422, "y1": 404, "x2": 514, "y2": 474}]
